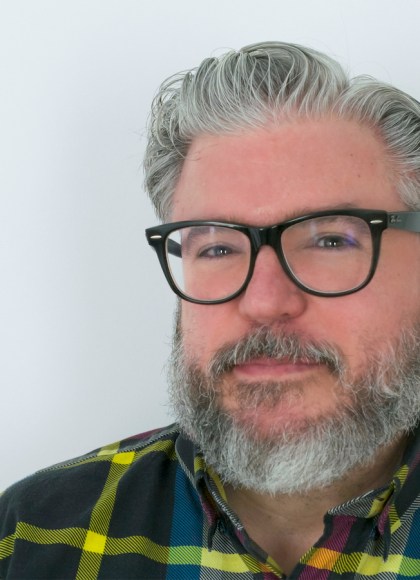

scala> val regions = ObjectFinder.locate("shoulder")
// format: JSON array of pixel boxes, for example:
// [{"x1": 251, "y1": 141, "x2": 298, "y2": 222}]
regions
[
  {"x1": 0, "y1": 425, "x2": 201, "y2": 577},
  {"x1": 0, "y1": 424, "x2": 180, "y2": 534}
]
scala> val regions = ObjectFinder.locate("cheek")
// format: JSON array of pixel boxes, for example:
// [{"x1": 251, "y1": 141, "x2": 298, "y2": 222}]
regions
[
  {"x1": 180, "y1": 304, "x2": 212, "y2": 365},
  {"x1": 180, "y1": 302, "x2": 246, "y2": 366},
  {"x1": 313, "y1": 284, "x2": 417, "y2": 373}
]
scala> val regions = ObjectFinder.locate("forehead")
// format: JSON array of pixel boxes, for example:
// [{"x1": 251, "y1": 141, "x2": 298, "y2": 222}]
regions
[{"x1": 171, "y1": 119, "x2": 400, "y2": 224}]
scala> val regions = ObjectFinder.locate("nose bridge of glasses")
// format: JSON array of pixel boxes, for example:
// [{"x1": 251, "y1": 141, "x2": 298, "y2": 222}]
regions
[
  {"x1": 244, "y1": 225, "x2": 302, "y2": 303},
  {"x1": 247, "y1": 225, "x2": 289, "y2": 283},
  {"x1": 250, "y1": 224, "x2": 283, "y2": 257}
]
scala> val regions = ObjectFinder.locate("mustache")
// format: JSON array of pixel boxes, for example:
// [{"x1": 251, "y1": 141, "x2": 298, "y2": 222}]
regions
[{"x1": 207, "y1": 328, "x2": 345, "y2": 380}]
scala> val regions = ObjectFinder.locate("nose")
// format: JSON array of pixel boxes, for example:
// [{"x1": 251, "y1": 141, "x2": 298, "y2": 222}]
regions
[{"x1": 238, "y1": 246, "x2": 307, "y2": 324}]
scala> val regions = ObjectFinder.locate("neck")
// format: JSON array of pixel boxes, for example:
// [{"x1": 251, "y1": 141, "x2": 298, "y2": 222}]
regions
[{"x1": 224, "y1": 434, "x2": 407, "y2": 575}]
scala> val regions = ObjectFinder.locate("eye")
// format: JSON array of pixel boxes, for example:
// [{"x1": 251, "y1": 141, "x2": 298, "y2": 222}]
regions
[
  {"x1": 198, "y1": 245, "x2": 234, "y2": 258},
  {"x1": 314, "y1": 235, "x2": 359, "y2": 249}
]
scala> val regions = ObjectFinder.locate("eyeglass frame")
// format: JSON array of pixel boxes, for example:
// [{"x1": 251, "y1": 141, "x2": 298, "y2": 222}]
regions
[{"x1": 145, "y1": 208, "x2": 420, "y2": 304}]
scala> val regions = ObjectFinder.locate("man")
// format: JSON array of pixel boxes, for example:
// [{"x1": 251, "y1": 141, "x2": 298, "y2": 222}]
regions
[{"x1": 1, "y1": 42, "x2": 420, "y2": 579}]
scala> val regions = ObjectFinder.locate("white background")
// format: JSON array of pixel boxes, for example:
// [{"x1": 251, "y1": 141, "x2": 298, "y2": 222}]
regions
[{"x1": 1, "y1": 0, "x2": 420, "y2": 491}]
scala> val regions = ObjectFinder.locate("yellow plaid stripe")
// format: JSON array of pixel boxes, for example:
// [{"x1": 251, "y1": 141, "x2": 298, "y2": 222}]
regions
[
  {"x1": 303, "y1": 547, "x2": 420, "y2": 577},
  {"x1": 0, "y1": 534, "x2": 15, "y2": 560},
  {"x1": 56, "y1": 438, "x2": 177, "y2": 471},
  {"x1": 12, "y1": 522, "x2": 87, "y2": 549},
  {"x1": 3, "y1": 521, "x2": 274, "y2": 574},
  {"x1": 75, "y1": 458, "x2": 133, "y2": 578},
  {"x1": 367, "y1": 486, "x2": 394, "y2": 518}
]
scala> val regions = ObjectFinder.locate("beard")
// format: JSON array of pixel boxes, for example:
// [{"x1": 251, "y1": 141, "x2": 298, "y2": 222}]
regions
[{"x1": 168, "y1": 307, "x2": 420, "y2": 495}]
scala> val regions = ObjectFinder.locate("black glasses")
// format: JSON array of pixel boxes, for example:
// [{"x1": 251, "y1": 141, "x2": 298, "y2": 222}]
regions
[{"x1": 146, "y1": 209, "x2": 420, "y2": 304}]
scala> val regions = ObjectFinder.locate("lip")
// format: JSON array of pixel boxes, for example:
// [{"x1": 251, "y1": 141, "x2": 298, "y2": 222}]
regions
[{"x1": 233, "y1": 357, "x2": 319, "y2": 379}]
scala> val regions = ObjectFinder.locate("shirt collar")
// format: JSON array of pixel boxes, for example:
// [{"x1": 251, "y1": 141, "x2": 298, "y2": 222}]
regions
[{"x1": 175, "y1": 423, "x2": 420, "y2": 542}]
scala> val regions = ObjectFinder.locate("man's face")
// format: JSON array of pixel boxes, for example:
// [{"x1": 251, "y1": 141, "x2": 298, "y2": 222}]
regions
[{"x1": 169, "y1": 119, "x2": 420, "y2": 492}]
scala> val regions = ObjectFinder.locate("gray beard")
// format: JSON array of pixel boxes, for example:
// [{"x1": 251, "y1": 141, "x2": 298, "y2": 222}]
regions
[{"x1": 168, "y1": 309, "x2": 420, "y2": 495}]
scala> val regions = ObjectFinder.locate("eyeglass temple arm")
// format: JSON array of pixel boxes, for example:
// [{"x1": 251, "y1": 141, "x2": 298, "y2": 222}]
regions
[
  {"x1": 167, "y1": 239, "x2": 182, "y2": 257},
  {"x1": 387, "y1": 212, "x2": 420, "y2": 232}
]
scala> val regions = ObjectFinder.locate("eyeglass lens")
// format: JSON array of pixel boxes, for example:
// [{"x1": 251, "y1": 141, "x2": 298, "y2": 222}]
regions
[{"x1": 165, "y1": 215, "x2": 373, "y2": 301}]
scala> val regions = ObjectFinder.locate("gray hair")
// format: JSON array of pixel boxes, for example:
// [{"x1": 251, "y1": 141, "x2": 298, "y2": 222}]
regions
[{"x1": 144, "y1": 41, "x2": 420, "y2": 221}]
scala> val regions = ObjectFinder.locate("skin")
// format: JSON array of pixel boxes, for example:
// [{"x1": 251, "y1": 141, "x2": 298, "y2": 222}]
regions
[{"x1": 171, "y1": 118, "x2": 420, "y2": 572}]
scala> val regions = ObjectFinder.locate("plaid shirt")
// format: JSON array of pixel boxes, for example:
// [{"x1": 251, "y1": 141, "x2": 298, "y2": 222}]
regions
[{"x1": 1, "y1": 424, "x2": 420, "y2": 579}]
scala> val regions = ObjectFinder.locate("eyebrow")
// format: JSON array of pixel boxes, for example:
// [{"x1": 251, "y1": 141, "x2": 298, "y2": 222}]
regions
[
  {"x1": 284, "y1": 203, "x2": 361, "y2": 220},
  {"x1": 205, "y1": 202, "x2": 363, "y2": 226},
  {"x1": 179, "y1": 226, "x2": 217, "y2": 254},
  {"x1": 182, "y1": 224, "x2": 240, "y2": 246}
]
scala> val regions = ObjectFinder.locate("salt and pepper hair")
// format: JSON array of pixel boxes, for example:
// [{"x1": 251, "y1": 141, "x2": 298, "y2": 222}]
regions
[{"x1": 144, "y1": 41, "x2": 420, "y2": 221}]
